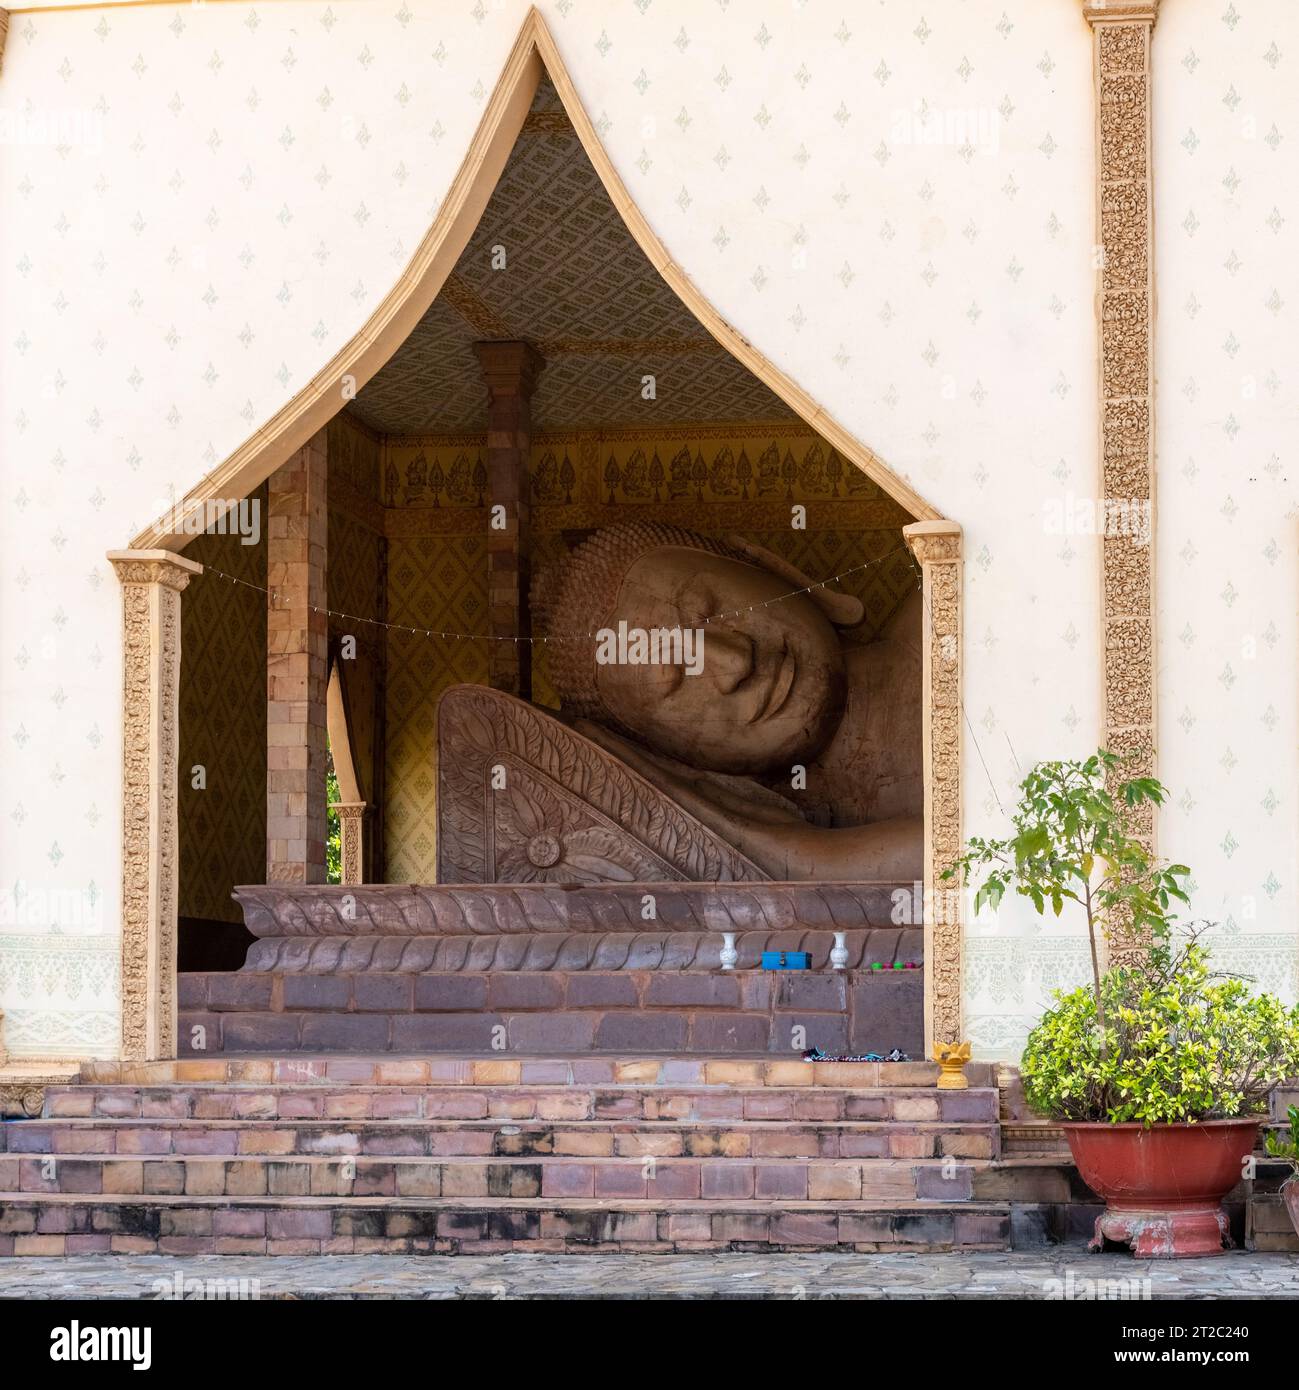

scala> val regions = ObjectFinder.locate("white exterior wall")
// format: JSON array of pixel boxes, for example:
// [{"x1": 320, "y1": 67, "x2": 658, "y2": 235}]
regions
[
  {"x1": 4, "y1": 0, "x2": 1271, "y2": 1063},
  {"x1": 1153, "y1": 1, "x2": 1299, "y2": 1004}
]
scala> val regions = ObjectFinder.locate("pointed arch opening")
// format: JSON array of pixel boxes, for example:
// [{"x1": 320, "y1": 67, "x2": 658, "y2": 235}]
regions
[
  {"x1": 131, "y1": 6, "x2": 937, "y2": 553},
  {"x1": 110, "y1": 6, "x2": 964, "y2": 1061}
]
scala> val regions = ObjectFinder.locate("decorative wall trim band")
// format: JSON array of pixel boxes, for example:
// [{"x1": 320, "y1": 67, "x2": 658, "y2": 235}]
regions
[{"x1": 1082, "y1": 0, "x2": 1159, "y2": 962}]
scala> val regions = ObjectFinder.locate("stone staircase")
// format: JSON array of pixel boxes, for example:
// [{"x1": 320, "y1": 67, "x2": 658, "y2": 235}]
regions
[{"x1": 0, "y1": 1055, "x2": 1030, "y2": 1256}]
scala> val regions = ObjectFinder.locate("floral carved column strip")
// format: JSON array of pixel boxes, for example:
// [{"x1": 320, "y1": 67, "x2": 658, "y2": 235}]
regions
[
  {"x1": 1083, "y1": 1, "x2": 1160, "y2": 962},
  {"x1": 903, "y1": 520, "x2": 963, "y2": 1047},
  {"x1": 336, "y1": 803, "x2": 366, "y2": 886},
  {"x1": 108, "y1": 550, "x2": 203, "y2": 1061}
]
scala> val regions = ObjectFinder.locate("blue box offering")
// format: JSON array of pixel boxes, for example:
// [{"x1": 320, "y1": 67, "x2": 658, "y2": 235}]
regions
[{"x1": 760, "y1": 951, "x2": 811, "y2": 970}]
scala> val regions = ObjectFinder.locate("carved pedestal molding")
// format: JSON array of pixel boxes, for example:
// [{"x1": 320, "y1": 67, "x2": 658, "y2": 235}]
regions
[
  {"x1": 336, "y1": 802, "x2": 366, "y2": 886},
  {"x1": 1082, "y1": 0, "x2": 1160, "y2": 965},
  {"x1": 108, "y1": 549, "x2": 203, "y2": 1061},
  {"x1": 902, "y1": 521, "x2": 963, "y2": 1046}
]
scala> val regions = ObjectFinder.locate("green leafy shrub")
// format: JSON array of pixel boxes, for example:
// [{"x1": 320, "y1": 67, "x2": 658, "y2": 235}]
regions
[
  {"x1": 947, "y1": 750, "x2": 1188, "y2": 1055},
  {"x1": 326, "y1": 763, "x2": 341, "y2": 885},
  {"x1": 1021, "y1": 940, "x2": 1299, "y2": 1124}
]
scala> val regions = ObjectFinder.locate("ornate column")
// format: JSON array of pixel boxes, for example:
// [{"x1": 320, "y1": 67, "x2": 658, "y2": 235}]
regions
[
  {"x1": 336, "y1": 802, "x2": 366, "y2": 886},
  {"x1": 107, "y1": 549, "x2": 203, "y2": 1061},
  {"x1": 267, "y1": 432, "x2": 329, "y2": 884},
  {"x1": 1083, "y1": 0, "x2": 1160, "y2": 962},
  {"x1": 473, "y1": 341, "x2": 545, "y2": 699},
  {"x1": 902, "y1": 520, "x2": 963, "y2": 1047}
]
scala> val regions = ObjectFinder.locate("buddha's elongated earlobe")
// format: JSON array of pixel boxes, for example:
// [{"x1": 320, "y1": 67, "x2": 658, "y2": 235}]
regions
[{"x1": 723, "y1": 534, "x2": 865, "y2": 628}]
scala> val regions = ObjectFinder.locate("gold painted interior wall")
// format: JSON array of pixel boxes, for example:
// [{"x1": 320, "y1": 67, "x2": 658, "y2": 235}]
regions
[
  {"x1": 179, "y1": 410, "x2": 385, "y2": 921},
  {"x1": 177, "y1": 484, "x2": 268, "y2": 924},
  {"x1": 326, "y1": 413, "x2": 386, "y2": 882}
]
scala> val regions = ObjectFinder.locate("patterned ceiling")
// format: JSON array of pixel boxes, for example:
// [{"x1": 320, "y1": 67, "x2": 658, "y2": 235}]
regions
[{"x1": 349, "y1": 76, "x2": 792, "y2": 435}]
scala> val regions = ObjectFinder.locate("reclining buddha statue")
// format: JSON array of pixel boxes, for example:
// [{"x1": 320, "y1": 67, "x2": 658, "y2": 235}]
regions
[{"x1": 436, "y1": 522, "x2": 923, "y2": 885}]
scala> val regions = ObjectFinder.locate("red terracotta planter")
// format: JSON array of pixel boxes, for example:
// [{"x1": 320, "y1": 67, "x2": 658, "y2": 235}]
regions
[
  {"x1": 1284, "y1": 1180, "x2": 1299, "y2": 1241},
  {"x1": 1061, "y1": 1118, "x2": 1260, "y2": 1258}
]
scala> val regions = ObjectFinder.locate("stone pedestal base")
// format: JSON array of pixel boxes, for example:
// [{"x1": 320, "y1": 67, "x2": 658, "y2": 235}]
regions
[
  {"x1": 1090, "y1": 1204, "x2": 1233, "y2": 1259},
  {"x1": 177, "y1": 968, "x2": 924, "y2": 1058}
]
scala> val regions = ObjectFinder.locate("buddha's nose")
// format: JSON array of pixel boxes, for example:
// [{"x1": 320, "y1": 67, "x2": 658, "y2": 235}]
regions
[{"x1": 701, "y1": 626, "x2": 753, "y2": 693}]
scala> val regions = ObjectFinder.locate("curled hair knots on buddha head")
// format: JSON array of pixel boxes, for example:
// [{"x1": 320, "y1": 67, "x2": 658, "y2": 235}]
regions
[{"x1": 530, "y1": 522, "x2": 750, "y2": 728}]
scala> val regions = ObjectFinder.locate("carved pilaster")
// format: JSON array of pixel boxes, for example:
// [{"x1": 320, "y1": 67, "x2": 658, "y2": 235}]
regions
[
  {"x1": 0, "y1": 11, "x2": 9, "y2": 78},
  {"x1": 108, "y1": 549, "x2": 203, "y2": 1061},
  {"x1": 903, "y1": 521, "x2": 963, "y2": 1046},
  {"x1": 1083, "y1": 0, "x2": 1160, "y2": 965},
  {"x1": 336, "y1": 803, "x2": 366, "y2": 886}
]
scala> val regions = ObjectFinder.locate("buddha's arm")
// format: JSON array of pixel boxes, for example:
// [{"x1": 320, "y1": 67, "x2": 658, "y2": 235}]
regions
[
  {"x1": 574, "y1": 720, "x2": 922, "y2": 882},
  {"x1": 735, "y1": 817, "x2": 924, "y2": 882}
]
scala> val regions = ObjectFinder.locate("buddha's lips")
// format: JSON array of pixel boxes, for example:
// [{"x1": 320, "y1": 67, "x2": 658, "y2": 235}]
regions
[{"x1": 751, "y1": 645, "x2": 796, "y2": 724}]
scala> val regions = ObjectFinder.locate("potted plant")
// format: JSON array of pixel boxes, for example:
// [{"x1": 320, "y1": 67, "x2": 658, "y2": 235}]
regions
[
  {"x1": 949, "y1": 750, "x2": 1299, "y2": 1257},
  {"x1": 1264, "y1": 1105, "x2": 1299, "y2": 1241}
]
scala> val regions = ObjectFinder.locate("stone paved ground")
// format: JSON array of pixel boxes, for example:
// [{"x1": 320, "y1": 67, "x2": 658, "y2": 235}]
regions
[{"x1": 0, "y1": 1250, "x2": 1296, "y2": 1299}]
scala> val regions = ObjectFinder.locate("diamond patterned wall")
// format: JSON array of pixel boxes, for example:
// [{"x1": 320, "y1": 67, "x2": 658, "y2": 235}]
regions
[
  {"x1": 177, "y1": 484, "x2": 268, "y2": 925},
  {"x1": 383, "y1": 533, "x2": 490, "y2": 883},
  {"x1": 349, "y1": 78, "x2": 788, "y2": 435}
]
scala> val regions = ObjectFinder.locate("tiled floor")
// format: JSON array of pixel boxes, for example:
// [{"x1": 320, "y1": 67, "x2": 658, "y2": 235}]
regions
[{"x1": 1, "y1": 1250, "x2": 1296, "y2": 1299}]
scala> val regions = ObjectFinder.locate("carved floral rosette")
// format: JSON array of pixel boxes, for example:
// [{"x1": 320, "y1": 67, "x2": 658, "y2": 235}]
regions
[{"x1": 434, "y1": 684, "x2": 767, "y2": 884}]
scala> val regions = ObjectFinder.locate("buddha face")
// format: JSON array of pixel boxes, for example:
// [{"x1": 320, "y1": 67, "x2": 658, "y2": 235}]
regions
[{"x1": 592, "y1": 546, "x2": 846, "y2": 775}]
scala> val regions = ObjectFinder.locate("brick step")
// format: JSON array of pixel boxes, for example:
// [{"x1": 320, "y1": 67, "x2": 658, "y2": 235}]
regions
[
  {"x1": 74, "y1": 1055, "x2": 998, "y2": 1090},
  {"x1": 2, "y1": 1116, "x2": 998, "y2": 1159},
  {"x1": 179, "y1": 1010, "x2": 914, "y2": 1057},
  {"x1": 0, "y1": 1194, "x2": 1012, "y2": 1255},
  {"x1": 2, "y1": 1153, "x2": 999, "y2": 1201},
  {"x1": 37, "y1": 1083, "x2": 999, "y2": 1125}
]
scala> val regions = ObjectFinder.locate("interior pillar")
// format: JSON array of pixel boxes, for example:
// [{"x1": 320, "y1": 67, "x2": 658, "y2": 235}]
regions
[
  {"x1": 266, "y1": 431, "x2": 328, "y2": 884},
  {"x1": 473, "y1": 340, "x2": 545, "y2": 700}
]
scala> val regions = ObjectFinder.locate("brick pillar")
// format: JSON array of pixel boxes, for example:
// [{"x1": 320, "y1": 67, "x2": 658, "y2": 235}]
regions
[
  {"x1": 267, "y1": 432, "x2": 328, "y2": 883},
  {"x1": 473, "y1": 341, "x2": 545, "y2": 699}
]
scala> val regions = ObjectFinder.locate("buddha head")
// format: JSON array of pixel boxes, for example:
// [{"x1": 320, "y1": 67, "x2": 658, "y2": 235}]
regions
[{"x1": 532, "y1": 523, "x2": 864, "y2": 776}]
